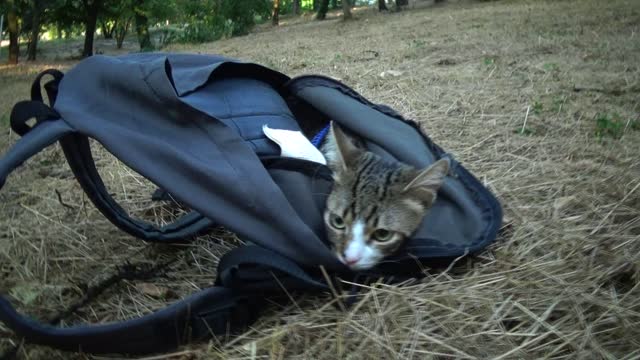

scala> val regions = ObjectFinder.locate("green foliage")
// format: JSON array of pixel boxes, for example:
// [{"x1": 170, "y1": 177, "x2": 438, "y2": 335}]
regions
[
  {"x1": 3, "y1": 0, "x2": 273, "y2": 49},
  {"x1": 514, "y1": 127, "x2": 534, "y2": 136},
  {"x1": 163, "y1": 0, "x2": 270, "y2": 45},
  {"x1": 483, "y1": 57, "x2": 495, "y2": 66},
  {"x1": 410, "y1": 39, "x2": 426, "y2": 48},
  {"x1": 179, "y1": 19, "x2": 229, "y2": 43},
  {"x1": 594, "y1": 113, "x2": 638, "y2": 141},
  {"x1": 532, "y1": 101, "x2": 543, "y2": 115},
  {"x1": 275, "y1": 0, "x2": 296, "y2": 15},
  {"x1": 140, "y1": 0, "x2": 178, "y2": 21},
  {"x1": 6, "y1": 0, "x2": 273, "y2": 51},
  {"x1": 219, "y1": 0, "x2": 270, "y2": 35},
  {"x1": 552, "y1": 95, "x2": 566, "y2": 113},
  {"x1": 10, "y1": 283, "x2": 43, "y2": 305}
]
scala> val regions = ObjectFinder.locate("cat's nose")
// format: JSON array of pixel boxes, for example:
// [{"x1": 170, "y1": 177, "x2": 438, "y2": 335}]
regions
[{"x1": 343, "y1": 254, "x2": 360, "y2": 266}]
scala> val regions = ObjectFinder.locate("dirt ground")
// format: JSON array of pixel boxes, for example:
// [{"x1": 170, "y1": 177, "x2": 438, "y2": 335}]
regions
[{"x1": 1, "y1": 0, "x2": 639, "y2": 358}]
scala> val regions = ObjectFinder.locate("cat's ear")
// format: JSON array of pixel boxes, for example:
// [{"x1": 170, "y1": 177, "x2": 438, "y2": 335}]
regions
[
  {"x1": 403, "y1": 158, "x2": 450, "y2": 205},
  {"x1": 330, "y1": 122, "x2": 362, "y2": 171}
]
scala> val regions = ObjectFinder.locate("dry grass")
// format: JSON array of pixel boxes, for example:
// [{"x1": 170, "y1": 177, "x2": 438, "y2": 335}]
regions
[{"x1": 1, "y1": 0, "x2": 640, "y2": 358}]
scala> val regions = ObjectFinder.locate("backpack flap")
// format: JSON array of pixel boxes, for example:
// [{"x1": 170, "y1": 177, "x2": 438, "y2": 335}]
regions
[{"x1": 45, "y1": 53, "x2": 340, "y2": 269}]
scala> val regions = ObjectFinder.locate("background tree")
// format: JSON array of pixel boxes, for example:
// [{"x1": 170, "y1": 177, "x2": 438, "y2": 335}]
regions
[
  {"x1": 133, "y1": 0, "x2": 151, "y2": 51},
  {"x1": 378, "y1": 0, "x2": 388, "y2": 11},
  {"x1": 272, "y1": 0, "x2": 280, "y2": 25},
  {"x1": 6, "y1": 0, "x2": 20, "y2": 64},
  {"x1": 3, "y1": 0, "x2": 294, "y2": 62},
  {"x1": 316, "y1": 0, "x2": 329, "y2": 19},
  {"x1": 395, "y1": 0, "x2": 407, "y2": 10},
  {"x1": 26, "y1": 0, "x2": 44, "y2": 60},
  {"x1": 292, "y1": 0, "x2": 300, "y2": 15},
  {"x1": 114, "y1": 17, "x2": 131, "y2": 48},
  {"x1": 218, "y1": 0, "x2": 270, "y2": 36},
  {"x1": 343, "y1": 0, "x2": 352, "y2": 19},
  {"x1": 48, "y1": 0, "x2": 79, "y2": 41},
  {"x1": 81, "y1": 0, "x2": 102, "y2": 57},
  {"x1": 99, "y1": 0, "x2": 134, "y2": 48},
  {"x1": 140, "y1": 0, "x2": 180, "y2": 50},
  {"x1": 98, "y1": 0, "x2": 129, "y2": 41},
  {"x1": 100, "y1": 18, "x2": 115, "y2": 39}
]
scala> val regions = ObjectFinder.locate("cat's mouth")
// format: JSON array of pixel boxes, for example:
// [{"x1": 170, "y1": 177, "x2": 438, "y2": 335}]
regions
[{"x1": 336, "y1": 253, "x2": 378, "y2": 271}]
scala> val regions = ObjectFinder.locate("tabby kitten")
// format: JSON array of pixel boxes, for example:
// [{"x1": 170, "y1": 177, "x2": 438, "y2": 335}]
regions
[{"x1": 320, "y1": 122, "x2": 450, "y2": 270}]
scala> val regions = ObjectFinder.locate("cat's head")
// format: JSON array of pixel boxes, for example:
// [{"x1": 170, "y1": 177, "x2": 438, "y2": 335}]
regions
[{"x1": 323, "y1": 123, "x2": 449, "y2": 271}]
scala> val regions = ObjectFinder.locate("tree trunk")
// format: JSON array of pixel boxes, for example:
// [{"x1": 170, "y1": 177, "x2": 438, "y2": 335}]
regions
[
  {"x1": 82, "y1": 0, "x2": 100, "y2": 57},
  {"x1": 27, "y1": 0, "x2": 43, "y2": 61},
  {"x1": 7, "y1": 0, "x2": 19, "y2": 64},
  {"x1": 292, "y1": 0, "x2": 300, "y2": 14},
  {"x1": 134, "y1": 0, "x2": 152, "y2": 51},
  {"x1": 272, "y1": 0, "x2": 280, "y2": 25},
  {"x1": 316, "y1": 0, "x2": 329, "y2": 19},
  {"x1": 100, "y1": 20, "x2": 115, "y2": 39},
  {"x1": 395, "y1": 0, "x2": 408, "y2": 10},
  {"x1": 378, "y1": 0, "x2": 388, "y2": 11},
  {"x1": 342, "y1": 0, "x2": 352, "y2": 19},
  {"x1": 115, "y1": 18, "x2": 130, "y2": 49}
]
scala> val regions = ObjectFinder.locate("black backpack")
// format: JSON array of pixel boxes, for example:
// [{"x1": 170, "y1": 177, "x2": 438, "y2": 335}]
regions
[{"x1": 0, "y1": 53, "x2": 502, "y2": 355}]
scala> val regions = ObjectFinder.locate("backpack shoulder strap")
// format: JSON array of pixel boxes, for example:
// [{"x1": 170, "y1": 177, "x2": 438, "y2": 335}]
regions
[
  {"x1": 0, "y1": 247, "x2": 327, "y2": 355},
  {"x1": 59, "y1": 133, "x2": 215, "y2": 242},
  {"x1": 13, "y1": 69, "x2": 215, "y2": 243},
  {"x1": 0, "y1": 286, "x2": 250, "y2": 355}
]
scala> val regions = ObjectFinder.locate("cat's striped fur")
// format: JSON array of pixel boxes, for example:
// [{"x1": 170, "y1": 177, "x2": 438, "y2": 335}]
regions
[{"x1": 320, "y1": 122, "x2": 449, "y2": 270}]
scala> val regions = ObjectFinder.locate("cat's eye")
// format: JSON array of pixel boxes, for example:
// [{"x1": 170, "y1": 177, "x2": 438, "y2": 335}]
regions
[
  {"x1": 329, "y1": 214, "x2": 346, "y2": 229},
  {"x1": 372, "y1": 229, "x2": 393, "y2": 242}
]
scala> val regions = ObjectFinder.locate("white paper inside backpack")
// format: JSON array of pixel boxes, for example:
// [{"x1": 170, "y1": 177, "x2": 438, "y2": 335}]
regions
[{"x1": 262, "y1": 125, "x2": 327, "y2": 165}]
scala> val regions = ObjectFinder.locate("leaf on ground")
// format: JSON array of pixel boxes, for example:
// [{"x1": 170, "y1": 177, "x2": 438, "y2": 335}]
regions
[
  {"x1": 10, "y1": 283, "x2": 43, "y2": 305},
  {"x1": 136, "y1": 283, "x2": 170, "y2": 298},
  {"x1": 379, "y1": 70, "x2": 403, "y2": 78}
]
